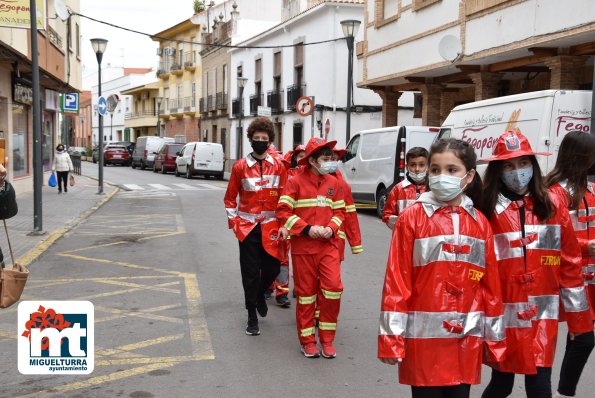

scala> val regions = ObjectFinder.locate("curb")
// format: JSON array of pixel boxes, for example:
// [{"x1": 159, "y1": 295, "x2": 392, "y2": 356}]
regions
[{"x1": 17, "y1": 186, "x2": 120, "y2": 267}]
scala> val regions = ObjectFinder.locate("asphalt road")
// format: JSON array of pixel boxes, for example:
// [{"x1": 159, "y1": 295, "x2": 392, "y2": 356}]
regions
[{"x1": 0, "y1": 163, "x2": 592, "y2": 397}]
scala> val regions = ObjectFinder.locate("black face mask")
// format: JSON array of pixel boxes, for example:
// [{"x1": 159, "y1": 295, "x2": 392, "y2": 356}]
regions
[
  {"x1": 251, "y1": 141, "x2": 268, "y2": 156},
  {"x1": 290, "y1": 158, "x2": 298, "y2": 169}
]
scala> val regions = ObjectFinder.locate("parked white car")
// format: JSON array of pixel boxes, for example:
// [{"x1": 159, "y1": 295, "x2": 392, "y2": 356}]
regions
[
  {"x1": 339, "y1": 126, "x2": 439, "y2": 217},
  {"x1": 175, "y1": 142, "x2": 225, "y2": 180}
]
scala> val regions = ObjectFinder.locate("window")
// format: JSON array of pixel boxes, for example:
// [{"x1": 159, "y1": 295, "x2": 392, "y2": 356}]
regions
[
  {"x1": 344, "y1": 135, "x2": 360, "y2": 162},
  {"x1": 215, "y1": 68, "x2": 218, "y2": 94},
  {"x1": 255, "y1": 58, "x2": 262, "y2": 83},
  {"x1": 273, "y1": 52, "x2": 282, "y2": 78},
  {"x1": 75, "y1": 23, "x2": 80, "y2": 57},
  {"x1": 412, "y1": 0, "x2": 441, "y2": 12},
  {"x1": 374, "y1": 0, "x2": 400, "y2": 27},
  {"x1": 294, "y1": 43, "x2": 303, "y2": 68},
  {"x1": 192, "y1": 83, "x2": 196, "y2": 107},
  {"x1": 12, "y1": 104, "x2": 28, "y2": 177},
  {"x1": 222, "y1": 64, "x2": 227, "y2": 94},
  {"x1": 178, "y1": 42, "x2": 184, "y2": 66},
  {"x1": 164, "y1": 88, "x2": 169, "y2": 111},
  {"x1": 360, "y1": 132, "x2": 394, "y2": 160},
  {"x1": 177, "y1": 85, "x2": 183, "y2": 107}
]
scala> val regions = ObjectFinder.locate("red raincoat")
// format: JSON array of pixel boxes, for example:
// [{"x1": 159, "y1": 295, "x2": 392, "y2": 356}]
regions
[
  {"x1": 223, "y1": 153, "x2": 287, "y2": 259},
  {"x1": 378, "y1": 193, "x2": 505, "y2": 386},
  {"x1": 484, "y1": 192, "x2": 593, "y2": 374},
  {"x1": 334, "y1": 169, "x2": 362, "y2": 258},
  {"x1": 382, "y1": 179, "x2": 427, "y2": 228},
  {"x1": 550, "y1": 181, "x2": 595, "y2": 320}
]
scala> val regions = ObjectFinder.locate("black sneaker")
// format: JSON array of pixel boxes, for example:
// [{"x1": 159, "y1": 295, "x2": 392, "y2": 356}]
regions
[
  {"x1": 246, "y1": 319, "x2": 260, "y2": 336},
  {"x1": 276, "y1": 295, "x2": 291, "y2": 307},
  {"x1": 264, "y1": 289, "x2": 274, "y2": 300},
  {"x1": 256, "y1": 297, "x2": 268, "y2": 317}
]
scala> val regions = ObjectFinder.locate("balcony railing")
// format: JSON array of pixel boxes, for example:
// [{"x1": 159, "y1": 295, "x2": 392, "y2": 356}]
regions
[
  {"x1": 199, "y1": 97, "x2": 207, "y2": 114},
  {"x1": 286, "y1": 84, "x2": 306, "y2": 111},
  {"x1": 249, "y1": 93, "x2": 264, "y2": 116},
  {"x1": 267, "y1": 90, "x2": 284, "y2": 114},
  {"x1": 48, "y1": 26, "x2": 63, "y2": 49},
  {"x1": 232, "y1": 98, "x2": 241, "y2": 117},
  {"x1": 169, "y1": 98, "x2": 182, "y2": 112},
  {"x1": 207, "y1": 95, "x2": 216, "y2": 112},
  {"x1": 184, "y1": 51, "x2": 196, "y2": 68},
  {"x1": 216, "y1": 92, "x2": 227, "y2": 110},
  {"x1": 124, "y1": 110, "x2": 157, "y2": 119},
  {"x1": 183, "y1": 96, "x2": 196, "y2": 112},
  {"x1": 170, "y1": 63, "x2": 182, "y2": 72}
]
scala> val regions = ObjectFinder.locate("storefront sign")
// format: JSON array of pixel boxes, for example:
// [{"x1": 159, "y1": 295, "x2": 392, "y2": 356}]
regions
[
  {"x1": 0, "y1": 0, "x2": 46, "y2": 30},
  {"x1": 61, "y1": 93, "x2": 80, "y2": 114},
  {"x1": 45, "y1": 89, "x2": 60, "y2": 111},
  {"x1": 13, "y1": 82, "x2": 32, "y2": 105}
]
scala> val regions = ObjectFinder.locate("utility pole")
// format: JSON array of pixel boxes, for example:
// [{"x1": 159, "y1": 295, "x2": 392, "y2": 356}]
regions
[{"x1": 30, "y1": 0, "x2": 43, "y2": 234}]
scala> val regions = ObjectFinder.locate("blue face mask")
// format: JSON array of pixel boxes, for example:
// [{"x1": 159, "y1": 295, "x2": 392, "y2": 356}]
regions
[{"x1": 318, "y1": 161, "x2": 339, "y2": 175}]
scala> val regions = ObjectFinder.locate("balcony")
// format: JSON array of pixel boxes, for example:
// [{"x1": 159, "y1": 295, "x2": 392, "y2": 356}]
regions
[
  {"x1": 169, "y1": 98, "x2": 183, "y2": 116},
  {"x1": 170, "y1": 63, "x2": 183, "y2": 76},
  {"x1": 207, "y1": 95, "x2": 216, "y2": 112},
  {"x1": 157, "y1": 62, "x2": 170, "y2": 79},
  {"x1": 184, "y1": 52, "x2": 196, "y2": 71},
  {"x1": 249, "y1": 93, "x2": 264, "y2": 116},
  {"x1": 199, "y1": 97, "x2": 207, "y2": 114},
  {"x1": 124, "y1": 110, "x2": 159, "y2": 128},
  {"x1": 231, "y1": 98, "x2": 241, "y2": 118},
  {"x1": 267, "y1": 90, "x2": 284, "y2": 115},
  {"x1": 183, "y1": 96, "x2": 196, "y2": 114},
  {"x1": 216, "y1": 92, "x2": 227, "y2": 111},
  {"x1": 286, "y1": 84, "x2": 306, "y2": 111}
]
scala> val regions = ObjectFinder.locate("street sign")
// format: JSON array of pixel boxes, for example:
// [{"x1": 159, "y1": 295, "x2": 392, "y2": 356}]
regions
[
  {"x1": 97, "y1": 96, "x2": 108, "y2": 117},
  {"x1": 257, "y1": 106, "x2": 272, "y2": 117},
  {"x1": 296, "y1": 96, "x2": 314, "y2": 116},
  {"x1": 106, "y1": 94, "x2": 120, "y2": 113},
  {"x1": 325, "y1": 118, "x2": 331, "y2": 135},
  {"x1": 60, "y1": 93, "x2": 79, "y2": 114}
]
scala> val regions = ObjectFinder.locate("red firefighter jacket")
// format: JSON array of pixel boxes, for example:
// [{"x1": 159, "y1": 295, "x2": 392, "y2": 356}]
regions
[
  {"x1": 224, "y1": 154, "x2": 287, "y2": 258},
  {"x1": 484, "y1": 192, "x2": 592, "y2": 375},
  {"x1": 550, "y1": 181, "x2": 595, "y2": 320},
  {"x1": 382, "y1": 179, "x2": 427, "y2": 228},
  {"x1": 276, "y1": 167, "x2": 345, "y2": 255},
  {"x1": 378, "y1": 192, "x2": 505, "y2": 386},
  {"x1": 334, "y1": 170, "x2": 363, "y2": 258}
]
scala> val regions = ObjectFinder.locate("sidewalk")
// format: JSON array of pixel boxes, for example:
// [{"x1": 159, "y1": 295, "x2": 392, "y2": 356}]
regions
[{"x1": 0, "y1": 175, "x2": 118, "y2": 267}]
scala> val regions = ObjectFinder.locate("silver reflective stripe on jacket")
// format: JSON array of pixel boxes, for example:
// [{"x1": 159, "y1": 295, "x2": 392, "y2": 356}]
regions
[
  {"x1": 484, "y1": 315, "x2": 505, "y2": 341},
  {"x1": 237, "y1": 210, "x2": 276, "y2": 224},
  {"x1": 226, "y1": 208, "x2": 238, "y2": 219},
  {"x1": 413, "y1": 234, "x2": 486, "y2": 268},
  {"x1": 378, "y1": 311, "x2": 408, "y2": 336},
  {"x1": 569, "y1": 208, "x2": 595, "y2": 232},
  {"x1": 397, "y1": 200, "x2": 416, "y2": 213},
  {"x1": 560, "y1": 286, "x2": 589, "y2": 312},
  {"x1": 405, "y1": 311, "x2": 484, "y2": 339},
  {"x1": 503, "y1": 295, "x2": 560, "y2": 328},
  {"x1": 240, "y1": 175, "x2": 281, "y2": 191},
  {"x1": 585, "y1": 265, "x2": 595, "y2": 285},
  {"x1": 494, "y1": 224, "x2": 561, "y2": 261}
]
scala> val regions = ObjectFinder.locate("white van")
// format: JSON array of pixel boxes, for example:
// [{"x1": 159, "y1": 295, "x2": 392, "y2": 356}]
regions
[
  {"x1": 339, "y1": 126, "x2": 439, "y2": 216},
  {"x1": 175, "y1": 142, "x2": 225, "y2": 179},
  {"x1": 131, "y1": 136, "x2": 174, "y2": 170},
  {"x1": 438, "y1": 90, "x2": 592, "y2": 175}
]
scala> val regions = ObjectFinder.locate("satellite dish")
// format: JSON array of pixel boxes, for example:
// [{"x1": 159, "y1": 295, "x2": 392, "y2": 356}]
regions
[
  {"x1": 438, "y1": 35, "x2": 462, "y2": 62},
  {"x1": 54, "y1": 0, "x2": 70, "y2": 21}
]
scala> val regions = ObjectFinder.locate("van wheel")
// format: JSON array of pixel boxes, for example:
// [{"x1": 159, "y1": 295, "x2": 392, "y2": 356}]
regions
[
  {"x1": 131, "y1": 161, "x2": 136, "y2": 169},
  {"x1": 216, "y1": 172, "x2": 224, "y2": 180},
  {"x1": 140, "y1": 161, "x2": 146, "y2": 170},
  {"x1": 376, "y1": 186, "x2": 387, "y2": 218},
  {"x1": 186, "y1": 166, "x2": 193, "y2": 179}
]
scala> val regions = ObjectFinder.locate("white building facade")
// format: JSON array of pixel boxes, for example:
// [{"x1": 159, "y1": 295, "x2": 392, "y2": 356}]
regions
[{"x1": 229, "y1": 1, "x2": 386, "y2": 160}]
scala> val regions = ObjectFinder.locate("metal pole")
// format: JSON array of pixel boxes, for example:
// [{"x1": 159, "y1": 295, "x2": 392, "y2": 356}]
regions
[
  {"x1": 346, "y1": 36, "x2": 354, "y2": 144},
  {"x1": 157, "y1": 103, "x2": 161, "y2": 137},
  {"x1": 237, "y1": 87, "x2": 244, "y2": 160},
  {"x1": 110, "y1": 113, "x2": 113, "y2": 141},
  {"x1": 311, "y1": 96, "x2": 315, "y2": 139},
  {"x1": 30, "y1": 0, "x2": 43, "y2": 233},
  {"x1": 97, "y1": 55, "x2": 104, "y2": 194}
]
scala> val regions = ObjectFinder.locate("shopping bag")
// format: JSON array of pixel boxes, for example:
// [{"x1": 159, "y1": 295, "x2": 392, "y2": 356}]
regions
[
  {"x1": 69, "y1": 174, "x2": 75, "y2": 187},
  {"x1": 0, "y1": 220, "x2": 28, "y2": 308},
  {"x1": 48, "y1": 172, "x2": 57, "y2": 187}
]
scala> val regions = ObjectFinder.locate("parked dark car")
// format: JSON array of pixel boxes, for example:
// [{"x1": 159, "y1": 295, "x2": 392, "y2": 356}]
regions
[
  {"x1": 104, "y1": 145, "x2": 131, "y2": 166},
  {"x1": 153, "y1": 143, "x2": 184, "y2": 174}
]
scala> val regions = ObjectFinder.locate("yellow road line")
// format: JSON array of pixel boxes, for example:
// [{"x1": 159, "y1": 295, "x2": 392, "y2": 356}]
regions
[
  {"x1": 96, "y1": 334, "x2": 184, "y2": 358},
  {"x1": 93, "y1": 304, "x2": 184, "y2": 325},
  {"x1": 95, "y1": 354, "x2": 211, "y2": 367},
  {"x1": 73, "y1": 281, "x2": 181, "y2": 301},
  {"x1": 93, "y1": 279, "x2": 181, "y2": 294},
  {"x1": 95, "y1": 304, "x2": 182, "y2": 324},
  {"x1": 183, "y1": 273, "x2": 214, "y2": 358}
]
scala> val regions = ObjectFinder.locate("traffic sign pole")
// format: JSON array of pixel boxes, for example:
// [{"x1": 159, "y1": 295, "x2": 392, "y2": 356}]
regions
[{"x1": 98, "y1": 76, "x2": 104, "y2": 194}]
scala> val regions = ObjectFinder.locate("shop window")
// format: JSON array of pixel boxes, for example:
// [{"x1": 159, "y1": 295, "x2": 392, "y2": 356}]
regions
[{"x1": 12, "y1": 104, "x2": 28, "y2": 178}]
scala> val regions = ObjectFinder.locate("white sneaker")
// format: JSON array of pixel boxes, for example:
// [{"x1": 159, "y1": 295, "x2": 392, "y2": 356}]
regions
[{"x1": 554, "y1": 392, "x2": 573, "y2": 398}]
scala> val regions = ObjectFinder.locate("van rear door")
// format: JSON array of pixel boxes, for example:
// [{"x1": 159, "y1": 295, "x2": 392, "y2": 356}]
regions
[{"x1": 194, "y1": 143, "x2": 222, "y2": 171}]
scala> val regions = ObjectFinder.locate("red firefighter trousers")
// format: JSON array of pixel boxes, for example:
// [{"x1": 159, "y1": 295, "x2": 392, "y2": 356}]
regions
[{"x1": 292, "y1": 249, "x2": 342, "y2": 345}]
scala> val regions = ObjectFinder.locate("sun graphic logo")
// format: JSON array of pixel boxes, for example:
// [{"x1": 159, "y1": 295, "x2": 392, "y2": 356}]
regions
[{"x1": 18, "y1": 301, "x2": 94, "y2": 374}]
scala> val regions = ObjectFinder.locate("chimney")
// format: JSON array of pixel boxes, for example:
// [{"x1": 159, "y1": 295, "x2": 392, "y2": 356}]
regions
[{"x1": 230, "y1": 1, "x2": 239, "y2": 36}]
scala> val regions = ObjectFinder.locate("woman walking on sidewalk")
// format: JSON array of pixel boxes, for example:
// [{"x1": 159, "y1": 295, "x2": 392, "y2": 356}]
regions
[{"x1": 52, "y1": 144, "x2": 73, "y2": 194}]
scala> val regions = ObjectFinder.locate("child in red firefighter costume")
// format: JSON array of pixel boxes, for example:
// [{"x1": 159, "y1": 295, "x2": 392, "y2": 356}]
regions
[
  {"x1": 382, "y1": 147, "x2": 428, "y2": 229},
  {"x1": 378, "y1": 139, "x2": 505, "y2": 398},
  {"x1": 268, "y1": 145, "x2": 306, "y2": 306},
  {"x1": 276, "y1": 137, "x2": 346, "y2": 359},
  {"x1": 545, "y1": 131, "x2": 595, "y2": 398},
  {"x1": 223, "y1": 117, "x2": 288, "y2": 336},
  {"x1": 479, "y1": 131, "x2": 593, "y2": 398}
]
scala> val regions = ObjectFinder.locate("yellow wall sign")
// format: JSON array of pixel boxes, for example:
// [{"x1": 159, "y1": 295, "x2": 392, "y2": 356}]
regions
[{"x1": 0, "y1": 0, "x2": 46, "y2": 30}]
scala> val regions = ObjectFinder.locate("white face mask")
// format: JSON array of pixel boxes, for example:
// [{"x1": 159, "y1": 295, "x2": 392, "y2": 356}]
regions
[
  {"x1": 317, "y1": 161, "x2": 338, "y2": 175},
  {"x1": 501, "y1": 167, "x2": 533, "y2": 193},
  {"x1": 409, "y1": 171, "x2": 427, "y2": 183},
  {"x1": 429, "y1": 173, "x2": 468, "y2": 202}
]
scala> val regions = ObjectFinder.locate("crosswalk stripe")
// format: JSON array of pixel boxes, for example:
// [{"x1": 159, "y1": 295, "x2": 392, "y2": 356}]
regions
[
  {"x1": 122, "y1": 184, "x2": 143, "y2": 190},
  {"x1": 148, "y1": 184, "x2": 172, "y2": 190},
  {"x1": 173, "y1": 184, "x2": 199, "y2": 190},
  {"x1": 194, "y1": 183, "x2": 220, "y2": 190}
]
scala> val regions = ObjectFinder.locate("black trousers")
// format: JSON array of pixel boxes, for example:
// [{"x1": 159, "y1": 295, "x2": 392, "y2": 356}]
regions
[
  {"x1": 557, "y1": 331, "x2": 595, "y2": 396},
  {"x1": 238, "y1": 224, "x2": 280, "y2": 311},
  {"x1": 57, "y1": 171, "x2": 69, "y2": 192},
  {"x1": 482, "y1": 367, "x2": 552, "y2": 398},
  {"x1": 411, "y1": 384, "x2": 470, "y2": 398}
]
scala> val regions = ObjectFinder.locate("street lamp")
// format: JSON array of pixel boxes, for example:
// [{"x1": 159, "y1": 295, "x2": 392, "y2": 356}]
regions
[
  {"x1": 236, "y1": 76, "x2": 248, "y2": 160},
  {"x1": 91, "y1": 38, "x2": 108, "y2": 194},
  {"x1": 340, "y1": 19, "x2": 361, "y2": 144},
  {"x1": 156, "y1": 96, "x2": 163, "y2": 137}
]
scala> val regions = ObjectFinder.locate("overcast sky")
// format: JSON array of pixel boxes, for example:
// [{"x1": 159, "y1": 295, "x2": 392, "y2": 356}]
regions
[{"x1": 80, "y1": 0, "x2": 217, "y2": 85}]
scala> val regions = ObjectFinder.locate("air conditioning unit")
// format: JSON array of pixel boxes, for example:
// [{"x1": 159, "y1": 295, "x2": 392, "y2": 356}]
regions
[
  {"x1": 164, "y1": 47, "x2": 176, "y2": 56},
  {"x1": 156, "y1": 47, "x2": 163, "y2": 56}
]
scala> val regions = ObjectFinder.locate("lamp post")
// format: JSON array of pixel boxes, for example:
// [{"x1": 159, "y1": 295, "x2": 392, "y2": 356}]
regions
[
  {"x1": 30, "y1": 0, "x2": 43, "y2": 233},
  {"x1": 91, "y1": 38, "x2": 108, "y2": 194},
  {"x1": 340, "y1": 19, "x2": 361, "y2": 144},
  {"x1": 156, "y1": 96, "x2": 163, "y2": 137},
  {"x1": 236, "y1": 76, "x2": 248, "y2": 160}
]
